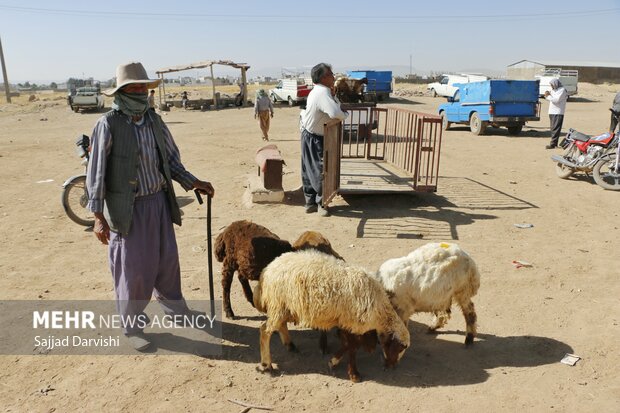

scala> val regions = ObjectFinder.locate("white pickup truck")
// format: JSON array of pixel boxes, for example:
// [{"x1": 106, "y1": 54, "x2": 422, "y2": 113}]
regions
[
  {"x1": 536, "y1": 69, "x2": 578, "y2": 97},
  {"x1": 427, "y1": 74, "x2": 488, "y2": 98},
  {"x1": 269, "y1": 79, "x2": 312, "y2": 106},
  {"x1": 69, "y1": 86, "x2": 105, "y2": 113}
]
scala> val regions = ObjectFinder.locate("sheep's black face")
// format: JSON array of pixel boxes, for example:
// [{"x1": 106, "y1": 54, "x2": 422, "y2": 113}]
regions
[{"x1": 379, "y1": 333, "x2": 408, "y2": 368}]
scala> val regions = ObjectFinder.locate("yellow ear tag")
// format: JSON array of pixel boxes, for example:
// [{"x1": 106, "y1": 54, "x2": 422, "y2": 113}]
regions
[{"x1": 439, "y1": 243, "x2": 450, "y2": 249}]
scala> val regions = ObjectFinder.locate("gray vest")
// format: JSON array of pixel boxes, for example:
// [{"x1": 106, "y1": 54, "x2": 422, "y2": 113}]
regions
[{"x1": 103, "y1": 110, "x2": 182, "y2": 235}]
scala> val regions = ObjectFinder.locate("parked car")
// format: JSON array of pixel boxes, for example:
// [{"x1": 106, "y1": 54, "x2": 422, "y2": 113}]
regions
[
  {"x1": 70, "y1": 86, "x2": 105, "y2": 113},
  {"x1": 535, "y1": 68, "x2": 578, "y2": 97},
  {"x1": 438, "y1": 79, "x2": 540, "y2": 135},
  {"x1": 269, "y1": 79, "x2": 312, "y2": 106},
  {"x1": 427, "y1": 74, "x2": 488, "y2": 98}
]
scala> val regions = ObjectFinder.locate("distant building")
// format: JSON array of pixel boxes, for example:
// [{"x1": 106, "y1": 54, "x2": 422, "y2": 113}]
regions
[{"x1": 507, "y1": 60, "x2": 620, "y2": 83}]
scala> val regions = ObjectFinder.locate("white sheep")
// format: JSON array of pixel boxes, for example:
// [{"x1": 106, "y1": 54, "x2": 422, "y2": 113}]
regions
[
  {"x1": 253, "y1": 250, "x2": 410, "y2": 377},
  {"x1": 374, "y1": 242, "x2": 480, "y2": 345}
]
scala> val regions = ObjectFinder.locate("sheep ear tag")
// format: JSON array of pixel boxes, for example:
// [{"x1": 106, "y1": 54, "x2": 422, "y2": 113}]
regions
[{"x1": 439, "y1": 243, "x2": 450, "y2": 249}]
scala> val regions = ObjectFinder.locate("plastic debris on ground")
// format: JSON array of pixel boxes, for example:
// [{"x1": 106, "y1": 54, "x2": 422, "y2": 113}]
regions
[
  {"x1": 511, "y1": 260, "x2": 533, "y2": 269},
  {"x1": 560, "y1": 353, "x2": 581, "y2": 366},
  {"x1": 514, "y1": 223, "x2": 534, "y2": 229}
]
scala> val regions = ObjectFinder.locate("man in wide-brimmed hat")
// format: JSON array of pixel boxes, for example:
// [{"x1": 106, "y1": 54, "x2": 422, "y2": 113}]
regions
[
  {"x1": 254, "y1": 89, "x2": 274, "y2": 140},
  {"x1": 86, "y1": 62, "x2": 215, "y2": 351}
]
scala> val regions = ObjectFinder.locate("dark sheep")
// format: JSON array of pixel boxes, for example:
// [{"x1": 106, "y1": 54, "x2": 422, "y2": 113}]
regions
[{"x1": 215, "y1": 220, "x2": 293, "y2": 319}]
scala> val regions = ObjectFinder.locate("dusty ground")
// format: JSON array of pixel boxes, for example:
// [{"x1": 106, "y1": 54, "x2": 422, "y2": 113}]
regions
[{"x1": 0, "y1": 82, "x2": 619, "y2": 412}]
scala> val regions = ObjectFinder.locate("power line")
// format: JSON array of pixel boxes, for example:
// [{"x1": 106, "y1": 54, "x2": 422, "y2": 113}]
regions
[{"x1": 0, "y1": 4, "x2": 617, "y2": 22}]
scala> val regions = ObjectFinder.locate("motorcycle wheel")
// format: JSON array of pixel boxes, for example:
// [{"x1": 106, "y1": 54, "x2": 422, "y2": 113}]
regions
[
  {"x1": 555, "y1": 144, "x2": 577, "y2": 179},
  {"x1": 62, "y1": 175, "x2": 95, "y2": 226},
  {"x1": 593, "y1": 155, "x2": 620, "y2": 190}
]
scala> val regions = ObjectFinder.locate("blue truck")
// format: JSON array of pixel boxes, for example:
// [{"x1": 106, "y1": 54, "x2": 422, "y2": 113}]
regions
[
  {"x1": 438, "y1": 79, "x2": 540, "y2": 135},
  {"x1": 347, "y1": 70, "x2": 392, "y2": 102}
]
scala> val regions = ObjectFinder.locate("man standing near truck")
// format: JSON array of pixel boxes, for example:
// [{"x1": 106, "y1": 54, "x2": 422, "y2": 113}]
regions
[
  {"x1": 544, "y1": 78, "x2": 568, "y2": 149},
  {"x1": 300, "y1": 63, "x2": 348, "y2": 217}
]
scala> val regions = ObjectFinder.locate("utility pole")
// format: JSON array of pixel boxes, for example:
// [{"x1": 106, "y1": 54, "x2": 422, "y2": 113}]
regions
[
  {"x1": 0, "y1": 36, "x2": 11, "y2": 103},
  {"x1": 409, "y1": 54, "x2": 412, "y2": 77}
]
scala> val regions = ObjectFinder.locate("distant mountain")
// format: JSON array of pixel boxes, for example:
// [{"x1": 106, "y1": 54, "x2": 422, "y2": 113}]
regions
[{"x1": 248, "y1": 64, "x2": 505, "y2": 79}]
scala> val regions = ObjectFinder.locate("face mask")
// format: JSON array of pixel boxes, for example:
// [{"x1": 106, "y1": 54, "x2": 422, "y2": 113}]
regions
[{"x1": 113, "y1": 91, "x2": 149, "y2": 117}]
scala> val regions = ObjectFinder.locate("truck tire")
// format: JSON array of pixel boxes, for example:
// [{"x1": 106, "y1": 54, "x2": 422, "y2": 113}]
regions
[
  {"x1": 440, "y1": 112, "x2": 451, "y2": 131},
  {"x1": 469, "y1": 112, "x2": 487, "y2": 135},
  {"x1": 507, "y1": 125, "x2": 523, "y2": 135},
  {"x1": 431, "y1": 89, "x2": 437, "y2": 98},
  {"x1": 73, "y1": 106, "x2": 79, "y2": 113},
  {"x1": 271, "y1": 93, "x2": 277, "y2": 104},
  {"x1": 288, "y1": 96, "x2": 294, "y2": 107}
]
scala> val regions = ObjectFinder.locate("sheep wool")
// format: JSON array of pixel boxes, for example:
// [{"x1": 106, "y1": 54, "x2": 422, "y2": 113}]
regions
[
  {"x1": 375, "y1": 242, "x2": 480, "y2": 344},
  {"x1": 255, "y1": 250, "x2": 408, "y2": 342},
  {"x1": 254, "y1": 250, "x2": 410, "y2": 373}
]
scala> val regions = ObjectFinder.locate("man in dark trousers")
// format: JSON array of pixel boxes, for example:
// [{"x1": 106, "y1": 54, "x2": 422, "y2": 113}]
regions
[
  {"x1": 299, "y1": 63, "x2": 348, "y2": 216},
  {"x1": 86, "y1": 62, "x2": 215, "y2": 350},
  {"x1": 544, "y1": 78, "x2": 568, "y2": 149}
]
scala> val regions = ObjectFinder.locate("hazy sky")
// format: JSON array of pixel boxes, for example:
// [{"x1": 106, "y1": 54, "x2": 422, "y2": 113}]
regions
[{"x1": 1, "y1": 0, "x2": 619, "y2": 82}]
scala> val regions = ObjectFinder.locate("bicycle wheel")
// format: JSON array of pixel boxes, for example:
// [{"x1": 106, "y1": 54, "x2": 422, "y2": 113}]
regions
[{"x1": 62, "y1": 175, "x2": 95, "y2": 226}]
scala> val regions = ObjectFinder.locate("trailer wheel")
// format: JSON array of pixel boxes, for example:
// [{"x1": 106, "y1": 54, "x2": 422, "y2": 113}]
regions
[
  {"x1": 507, "y1": 125, "x2": 523, "y2": 135},
  {"x1": 440, "y1": 112, "x2": 451, "y2": 131},
  {"x1": 470, "y1": 112, "x2": 487, "y2": 135}
]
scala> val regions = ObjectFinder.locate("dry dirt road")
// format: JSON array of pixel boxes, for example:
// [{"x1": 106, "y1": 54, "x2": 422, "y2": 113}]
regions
[{"x1": 0, "y1": 83, "x2": 618, "y2": 412}]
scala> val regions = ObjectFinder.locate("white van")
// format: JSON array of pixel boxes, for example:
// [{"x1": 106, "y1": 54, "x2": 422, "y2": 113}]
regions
[
  {"x1": 536, "y1": 69, "x2": 578, "y2": 97},
  {"x1": 427, "y1": 74, "x2": 488, "y2": 98}
]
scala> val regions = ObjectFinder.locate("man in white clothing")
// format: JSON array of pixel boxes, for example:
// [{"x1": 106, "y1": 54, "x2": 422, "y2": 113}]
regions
[
  {"x1": 299, "y1": 63, "x2": 348, "y2": 216},
  {"x1": 544, "y1": 78, "x2": 568, "y2": 149}
]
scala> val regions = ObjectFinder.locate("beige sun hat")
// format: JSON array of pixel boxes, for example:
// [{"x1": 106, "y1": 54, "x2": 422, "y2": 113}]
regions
[{"x1": 103, "y1": 62, "x2": 161, "y2": 96}]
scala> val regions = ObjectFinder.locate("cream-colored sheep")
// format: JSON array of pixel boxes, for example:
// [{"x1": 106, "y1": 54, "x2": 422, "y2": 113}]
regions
[
  {"x1": 254, "y1": 250, "x2": 410, "y2": 374},
  {"x1": 374, "y1": 242, "x2": 480, "y2": 345}
]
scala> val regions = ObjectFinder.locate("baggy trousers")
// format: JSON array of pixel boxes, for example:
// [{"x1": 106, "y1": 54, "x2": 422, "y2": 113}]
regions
[
  {"x1": 108, "y1": 191, "x2": 188, "y2": 335},
  {"x1": 258, "y1": 110, "x2": 271, "y2": 139},
  {"x1": 301, "y1": 129, "x2": 324, "y2": 207},
  {"x1": 549, "y1": 114, "x2": 564, "y2": 147}
]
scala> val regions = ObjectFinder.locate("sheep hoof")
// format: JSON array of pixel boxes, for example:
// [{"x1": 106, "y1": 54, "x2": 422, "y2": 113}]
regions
[
  {"x1": 465, "y1": 334, "x2": 474, "y2": 346},
  {"x1": 256, "y1": 363, "x2": 274, "y2": 374},
  {"x1": 287, "y1": 342, "x2": 298, "y2": 353},
  {"x1": 225, "y1": 310, "x2": 236, "y2": 319},
  {"x1": 426, "y1": 327, "x2": 439, "y2": 335},
  {"x1": 349, "y1": 373, "x2": 362, "y2": 383}
]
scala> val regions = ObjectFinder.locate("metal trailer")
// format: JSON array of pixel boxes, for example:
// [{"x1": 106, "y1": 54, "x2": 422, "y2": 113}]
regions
[{"x1": 322, "y1": 105, "x2": 443, "y2": 207}]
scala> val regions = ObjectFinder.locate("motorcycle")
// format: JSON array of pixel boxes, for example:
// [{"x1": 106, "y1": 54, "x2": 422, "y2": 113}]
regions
[
  {"x1": 551, "y1": 111, "x2": 619, "y2": 179},
  {"x1": 61, "y1": 135, "x2": 95, "y2": 227},
  {"x1": 592, "y1": 132, "x2": 620, "y2": 190}
]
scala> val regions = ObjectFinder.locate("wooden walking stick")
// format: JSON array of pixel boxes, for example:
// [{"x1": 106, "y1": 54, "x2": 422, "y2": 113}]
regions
[{"x1": 194, "y1": 190, "x2": 215, "y2": 317}]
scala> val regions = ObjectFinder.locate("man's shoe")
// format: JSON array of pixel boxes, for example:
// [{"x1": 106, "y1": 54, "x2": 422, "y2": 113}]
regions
[
  {"x1": 545, "y1": 144, "x2": 557, "y2": 149},
  {"x1": 125, "y1": 333, "x2": 151, "y2": 351},
  {"x1": 305, "y1": 204, "x2": 318, "y2": 214},
  {"x1": 317, "y1": 205, "x2": 330, "y2": 217}
]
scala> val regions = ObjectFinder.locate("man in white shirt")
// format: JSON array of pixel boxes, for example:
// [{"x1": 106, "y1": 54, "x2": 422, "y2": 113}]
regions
[
  {"x1": 299, "y1": 63, "x2": 348, "y2": 216},
  {"x1": 544, "y1": 78, "x2": 568, "y2": 149}
]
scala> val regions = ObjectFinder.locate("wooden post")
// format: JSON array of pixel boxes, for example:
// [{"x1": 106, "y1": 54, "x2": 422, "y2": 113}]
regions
[
  {"x1": 158, "y1": 73, "x2": 164, "y2": 108},
  {"x1": 0, "y1": 36, "x2": 11, "y2": 104},
  {"x1": 210, "y1": 65, "x2": 217, "y2": 109},
  {"x1": 241, "y1": 67, "x2": 248, "y2": 107}
]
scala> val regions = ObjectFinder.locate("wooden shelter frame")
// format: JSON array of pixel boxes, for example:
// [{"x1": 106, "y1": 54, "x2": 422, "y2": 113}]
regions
[{"x1": 155, "y1": 60, "x2": 251, "y2": 108}]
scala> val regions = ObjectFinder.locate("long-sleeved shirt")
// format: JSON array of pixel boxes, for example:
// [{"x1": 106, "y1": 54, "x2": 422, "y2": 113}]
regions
[
  {"x1": 86, "y1": 113, "x2": 196, "y2": 213},
  {"x1": 254, "y1": 95, "x2": 273, "y2": 115},
  {"x1": 546, "y1": 87, "x2": 568, "y2": 115},
  {"x1": 300, "y1": 84, "x2": 348, "y2": 136}
]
